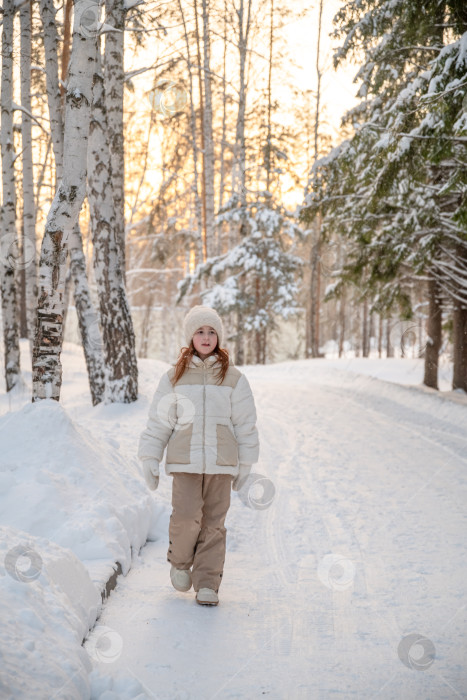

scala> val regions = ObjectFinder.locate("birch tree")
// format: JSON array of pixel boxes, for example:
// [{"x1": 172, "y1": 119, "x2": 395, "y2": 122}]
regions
[
  {"x1": 104, "y1": 0, "x2": 126, "y2": 277},
  {"x1": 201, "y1": 0, "x2": 216, "y2": 259},
  {"x1": 38, "y1": 0, "x2": 64, "y2": 183},
  {"x1": 38, "y1": 0, "x2": 107, "y2": 403},
  {"x1": 32, "y1": 0, "x2": 98, "y2": 401},
  {"x1": 177, "y1": 0, "x2": 204, "y2": 264},
  {"x1": 88, "y1": 43, "x2": 138, "y2": 403},
  {"x1": 69, "y1": 223, "x2": 106, "y2": 404},
  {"x1": 20, "y1": 0, "x2": 38, "y2": 346},
  {"x1": 0, "y1": 0, "x2": 21, "y2": 391}
]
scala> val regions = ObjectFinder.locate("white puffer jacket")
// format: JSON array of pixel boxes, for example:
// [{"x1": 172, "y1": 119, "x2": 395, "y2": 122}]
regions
[{"x1": 138, "y1": 354, "x2": 259, "y2": 477}]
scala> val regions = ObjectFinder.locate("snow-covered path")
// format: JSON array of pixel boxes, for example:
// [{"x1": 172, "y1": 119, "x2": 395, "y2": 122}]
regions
[{"x1": 85, "y1": 361, "x2": 467, "y2": 700}]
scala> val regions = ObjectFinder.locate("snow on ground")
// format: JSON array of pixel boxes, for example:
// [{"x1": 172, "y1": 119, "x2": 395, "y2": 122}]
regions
[
  {"x1": 0, "y1": 342, "x2": 164, "y2": 699},
  {"x1": 0, "y1": 526, "x2": 99, "y2": 699},
  {"x1": 1, "y1": 341, "x2": 466, "y2": 699}
]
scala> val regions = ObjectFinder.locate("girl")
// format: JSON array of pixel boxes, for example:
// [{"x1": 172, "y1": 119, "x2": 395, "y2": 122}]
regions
[{"x1": 138, "y1": 305, "x2": 260, "y2": 606}]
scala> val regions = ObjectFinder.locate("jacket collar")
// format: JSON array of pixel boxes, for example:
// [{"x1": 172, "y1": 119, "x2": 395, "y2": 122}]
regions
[{"x1": 189, "y1": 353, "x2": 220, "y2": 368}]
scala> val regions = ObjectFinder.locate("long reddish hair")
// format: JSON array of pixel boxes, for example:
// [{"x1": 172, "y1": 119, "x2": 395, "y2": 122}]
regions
[{"x1": 171, "y1": 341, "x2": 230, "y2": 386}]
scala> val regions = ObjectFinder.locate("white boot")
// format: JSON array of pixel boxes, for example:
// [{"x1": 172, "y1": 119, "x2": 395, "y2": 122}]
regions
[
  {"x1": 196, "y1": 587, "x2": 219, "y2": 606},
  {"x1": 170, "y1": 565, "x2": 192, "y2": 592}
]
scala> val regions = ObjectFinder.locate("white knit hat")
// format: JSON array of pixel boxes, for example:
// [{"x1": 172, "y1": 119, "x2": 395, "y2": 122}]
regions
[{"x1": 183, "y1": 305, "x2": 224, "y2": 347}]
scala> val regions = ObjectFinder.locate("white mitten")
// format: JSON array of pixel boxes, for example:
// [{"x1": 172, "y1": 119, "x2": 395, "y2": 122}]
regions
[
  {"x1": 232, "y1": 463, "x2": 251, "y2": 492},
  {"x1": 142, "y1": 459, "x2": 160, "y2": 491}
]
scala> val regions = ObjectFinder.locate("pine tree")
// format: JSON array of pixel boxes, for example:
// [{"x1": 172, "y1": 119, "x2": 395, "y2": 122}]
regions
[{"x1": 301, "y1": 0, "x2": 467, "y2": 389}]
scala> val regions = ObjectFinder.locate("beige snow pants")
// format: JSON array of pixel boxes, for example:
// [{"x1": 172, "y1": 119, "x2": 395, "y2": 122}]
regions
[{"x1": 167, "y1": 473, "x2": 233, "y2": 593}]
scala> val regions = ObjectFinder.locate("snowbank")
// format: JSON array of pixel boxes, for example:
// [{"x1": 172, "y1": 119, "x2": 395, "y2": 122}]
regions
[
  {"x1": 0, "y1": 396, "x2": 160, "y2": 699},
  {"x1": 0, "y1": 526, "x2": 99, "y2": 699},
  {"x1": 0, "y1": 399, "x2": 157, "y2": 586}
]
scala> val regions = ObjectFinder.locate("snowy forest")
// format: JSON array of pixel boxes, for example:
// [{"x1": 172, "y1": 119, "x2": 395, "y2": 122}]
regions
[
  {"x1": 1, "y1": 1, "x2": 467, "y2": 699},
  {"x1": 0, "y1": 0, "x2": 465, "y2": 405}
]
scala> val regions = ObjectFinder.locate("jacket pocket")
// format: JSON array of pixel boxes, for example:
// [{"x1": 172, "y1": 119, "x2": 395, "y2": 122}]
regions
[
  {"x1": 216, "y1": 424, "x2": 238, "y2": 466},
  {"x1": 166, "y1": 423, "x2": 193, "y2": 464}
]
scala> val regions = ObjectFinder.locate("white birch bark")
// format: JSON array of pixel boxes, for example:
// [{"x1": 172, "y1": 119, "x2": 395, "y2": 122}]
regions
[
  {"x1": 20, "y1": 0, "x2": 38, "y2": 346},
  {"x1": 178, "y1": 0, "x2": 204, "y2": 264},
  {"x1": 233, "y1": 0, "x2": 252, "y2": 207},
  {"x1": 38, "y1": 0, "x2": 64, "y2": 183},
  {"x1": 0, "y1": 0, "x2": 21, "y2": 391},
  {"x1": 32, "y1": 2, "x2": 98, "y2": 401},
  {"x1": 218, "y1": 0, "x2": 228, "y2": 215},
  {"x1": 201, "y1": 0, "x2": 215, "y2": 259},
  {"x1": 232, "y1": 0, "x2": 252, "y2": 364},
  {"x1": 87, "y1": 44, "x2": 138, "y2": 403},
  {"x1": 193, "y1": 0, "x2": 207, "y2": 261},
  {"x1": 69, "y1": 223, "x2": 106, "y2": 404},
  {"x1": 38, "y1": 0, "x2": 106, "y2": 403},
  {"x1": 104, "y1": 0, "x2": 126, "y2": 277}
]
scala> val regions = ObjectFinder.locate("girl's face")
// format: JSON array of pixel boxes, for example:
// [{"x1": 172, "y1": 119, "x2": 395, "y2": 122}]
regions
[{"x1": 192, "y1": 325, "x2": 218, "y2": 359}]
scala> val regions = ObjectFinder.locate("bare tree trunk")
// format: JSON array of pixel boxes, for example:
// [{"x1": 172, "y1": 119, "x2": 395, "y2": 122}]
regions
[
  {"x1": 61, "y1": 264, "x2": 72, "y2": 334},
  {"x1": 307, "y1": 0, "x2": 324, "y2": 359},
  {"x1": 38, "y1": 0, "x2": 64, "y2": 184},
  {"x1": 69, "y1": 223, "x2": 106, "y2": 404},
  {"x1": 452, "y1": 244, "x2": 467, "y2": 391},
  {"x1": 87, "y1": 44, "x2": 138, "y2": 403},
  {"x1": 369, "y1": 310, "x2": 375, "y2": 354},
  {"x1": 386, "y1": 316, "x2": 393, "y2": 357},
  {"x1": 235, "y1": 306, "x2": 245, "y2": 365},
  {"x1": 309, "y1": 229, "x2": 321, "y2": 357},
  {"x1": 255, "y1": 276, "x2": 261, "y2": 363},
  {"x1": 178, "y1": 0, "x2": 203, "y2": 264},
  {"x1": 1, "y1": 0, "x2": 21, "y2": 391},
  {"x1": 59, "y1": 0, "x2": 74, "y2": 345},
  {"x1": 20, "y1": 0, "x2": 38, "y2": 346},
  {"x1": 201, "y1": 0, "x2": 215, "y2": 259},
  {"x1": 194, "y1": 0, "x2": 207, "y2": 262},
  {"x1": 423, "y1": 271, "x2": 442, "y2": 389},
  {"x1": 32, "y1": 6, "x2": 97, "y2": 402},
  {"x1": 218, "y1": 0, "x2": 229, "y2": 219},
  {"x1": 265, "y1": 0, "x2": 274, "y2": 192},
  {"x1": 338, "y1": 287, "x2": 346, "y2": 358},
  {"x1": 38, "y1": 0, "x2": 105, "y2": 404},
  {"x1": 304, "y1": 239, "x2": 312, "y2": 357},
  {"x1": 104, "y1": 0, "x2": 126, "y2": 278},
  {"x1": 354, "y1": 299, "x2": 362, "y2": 357},
  {"x1": 362, "y1": 295, "x2": 369, "y2": 357},
  {"x1": 232, "y1": 0, "x2": 252, "y2": 362},
  {"x1": 138, "y1": 292, "x2": 154, "y2": 359},
  {"x1": 452, "y1": 247, "x2": 467, "y2": 392},
  {"x1": 452, "y1": 304, "x2": 467, "y2": 392},
  {"x1": 233, "y1": 0, "x2": 252, "y2": 204},
  {"x1": 61, "y1": 0, "x2": 73, "y2": 101},
  {"x1": 378, "y1": 313, "x2": 383, "y2": 358}
]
